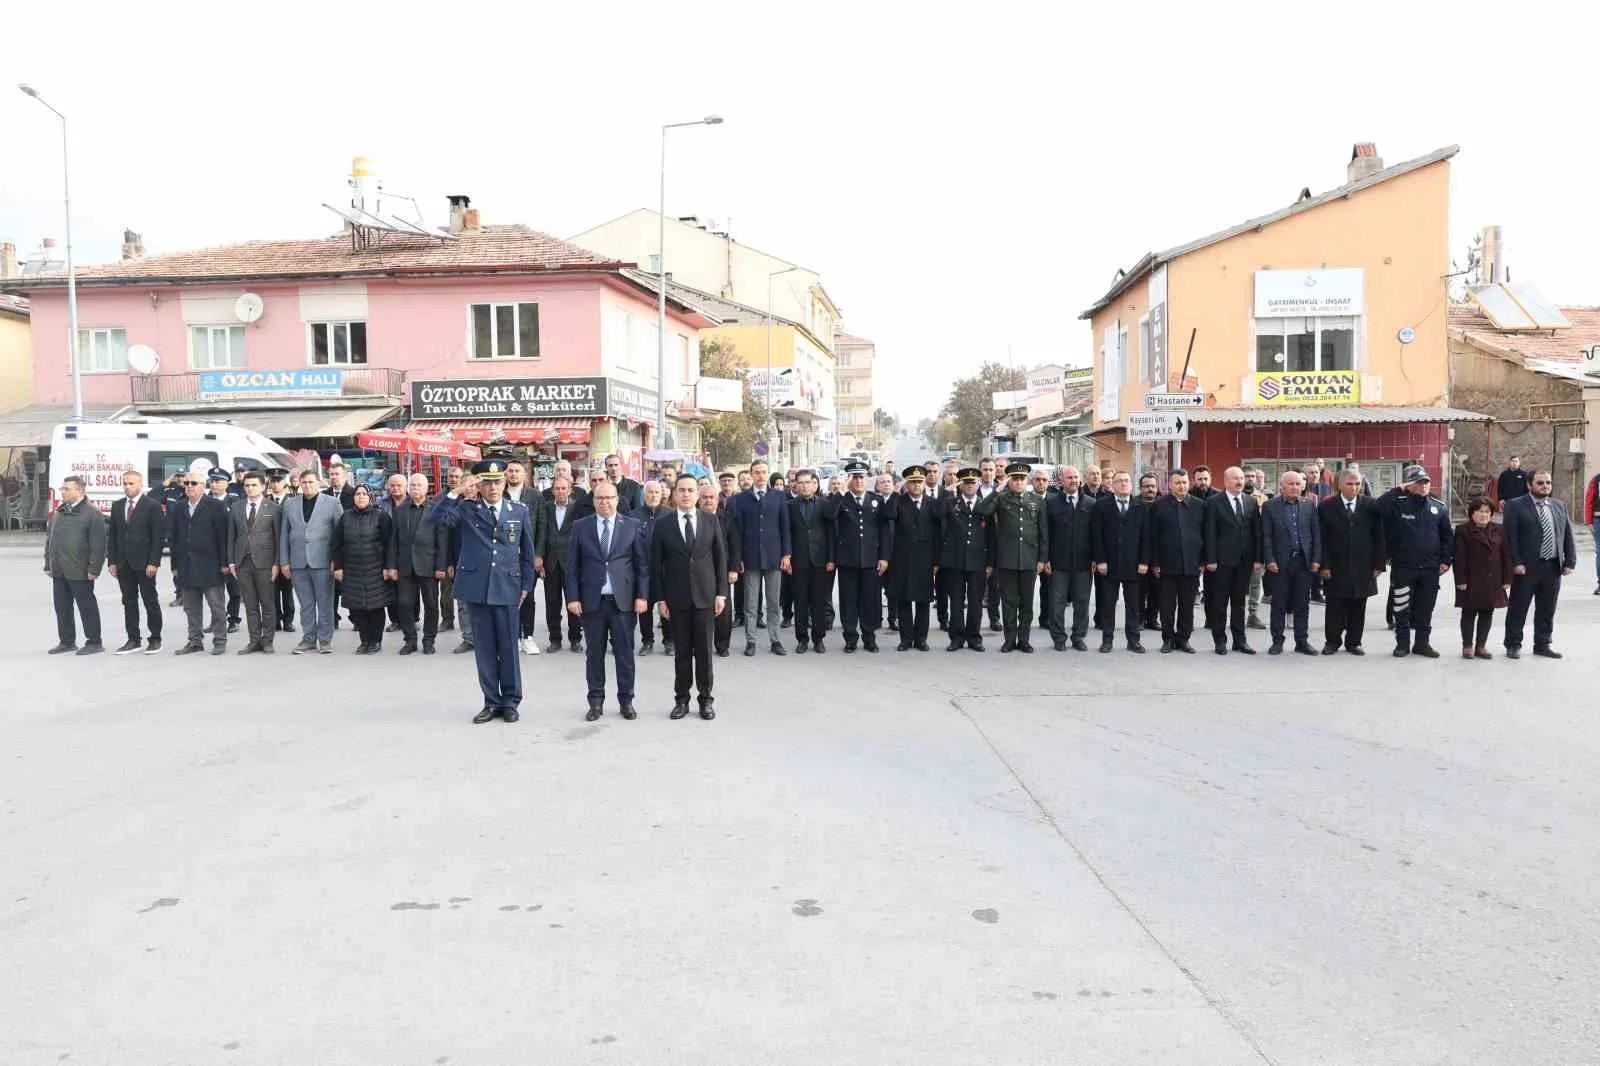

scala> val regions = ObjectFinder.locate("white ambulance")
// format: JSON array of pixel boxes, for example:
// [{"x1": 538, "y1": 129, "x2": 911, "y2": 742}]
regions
[{"x1": 48, "y1": 418, "x2": 308, "y2": 515}]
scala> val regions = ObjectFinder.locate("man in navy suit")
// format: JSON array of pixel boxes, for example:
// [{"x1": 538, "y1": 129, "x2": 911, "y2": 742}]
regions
[
  {"x1": 731, "y1": 458, "x2": 792, "y2": 656},
  {"x1": 1261, "y1": 470, "x2": 1322, "y2": 656},
  {"x1": 565, "y1": 481, "x2": 649, "y2": 721},
  {"x1": 1501, "y1": 468, "x2": 1577, "y2": 658},
  {"x1": 433, "y1": 459, "x2": 537, "y2": 724}
]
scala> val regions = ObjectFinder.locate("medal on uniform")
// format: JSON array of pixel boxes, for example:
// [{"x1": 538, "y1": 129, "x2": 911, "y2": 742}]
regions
[{"x1": 504, "y1": 518, "x2": 521, "y2": 545}]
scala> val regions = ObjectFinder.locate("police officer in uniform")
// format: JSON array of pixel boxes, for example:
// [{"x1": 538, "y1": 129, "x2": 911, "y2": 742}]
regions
[
  {"x1": 976, "y1": 460, "x2": 1048, "y2": 652},
  {"x1": 889, "y1": 464, "x2": 940, "y2": 652},
  {"x1": 265, "y1": 468, "x2": 297, "y2": 632},
  {"x1": 823, "y1": 459, "x2": 894, "y2": 653},
  {"x1": 432, "y1": 459, "x2": 537, "y2": 723},
  {"x1": 1378, "y1": 465, "x2": 1453, "y2": 659},
  {"x1": 937, "y1": 467, "x2": 993, "y2": 651}
]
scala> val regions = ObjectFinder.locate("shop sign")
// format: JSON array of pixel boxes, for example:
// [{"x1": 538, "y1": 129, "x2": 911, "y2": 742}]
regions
[
  {"x1": 991, "y1": 389, "x2": 1028, "y2": 410},
  {"x1": 1253, "y1": 269, "x2": 1364, "y2": 318},
  {"x1": 1147, "y1": 266, "x2": 1168, "y2": 387},
  {"x1": 1027, "y1": 365, "x2": 1065, "y2": 397},
  {"x1": 607, "y1": 379, "x2": 660, "y2": 424},
  {"x1": 746, "y1": 368, "x2": 797, "y2": 406},
  {"x1": 198, "y1": 369, "x2": 342, "y2": 401},
  {"x1": 412, "y1": 377, "x2": 607, "y2": 419},
  {"x1": 1253, "y1": 370, "x2": 1359, "y2": 406},
  {"x1": 696, "y1": 377, "x2": 743, "y2": 412}
]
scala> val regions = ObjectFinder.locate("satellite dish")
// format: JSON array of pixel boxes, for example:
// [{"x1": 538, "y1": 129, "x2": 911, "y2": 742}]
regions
[
  {"x1": 234, "y1": 293, "x2": 265, "y2": 323},
  {"x1": 127, "y1": 344, "x2": 160, "y2": 375}
]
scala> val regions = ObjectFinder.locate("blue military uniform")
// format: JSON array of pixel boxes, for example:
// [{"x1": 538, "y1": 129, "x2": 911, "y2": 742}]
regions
[{"x1": 432, "y1": 460, "x2": 537, "y2": 722}]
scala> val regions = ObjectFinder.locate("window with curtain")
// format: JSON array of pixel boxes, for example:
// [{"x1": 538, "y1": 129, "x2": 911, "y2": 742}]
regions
[
  {"x1": 76, "y1": 328, "x2": 128, "y2": 372},
  {"x1": 309, "y1": 321, "x2": 367, "y2": 365},
  {"x1": 1254, "y1": 316, "x2": 1358, "y2": 372},
  {"x1": 189, "y1": 325, "x2": 245, "y2": 370}
]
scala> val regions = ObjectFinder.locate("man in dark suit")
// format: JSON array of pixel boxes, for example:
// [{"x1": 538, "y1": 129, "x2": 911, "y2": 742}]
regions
[
  {"x1": 633, "y1": 481, "x2": 670, "y2": 654},
  {"x1": 534, "y1": 475, "x2": 585, "y2": 654},
  {"x1": 1135, "y1": 473, "x2": 1162, "y2": 630},
  {"x1": 1044, "y1": 466, "x2": 1095, "y2": 652},
  {"x1": 1089, "y1": 471, "x2": 1149, "y2": 653},
  {"x1": 1261, "y1": 471, "x2": 1321, "y2": 655},
  {"x1": 702, "y1": 482, "x2": 741, "y2": 656},
  {"x1": 732, "y1": 459, "x2": 791, "y2": 656},
  {"x1": 1148, "y1": 468, "x2": 1204, "y2": 654},
  {"x1": 232, "y1": 471, "x2": 281, "y2": 655},
  {"x1": 786, "y1": 469, "x2": 834, "y2": 653},
  {"x1": 1502, "y1": 469, "x2": 1577, "y2": 658},
  {"x1": 1201, "y1": 465, "x2": 1262, "y2": 656},
  {"x1": 651, "y1": 474, "x2": 728, "y2": 720},
  {"x1": 889, "y1": 465, "x2": 939, "y2": 652},
  {"x1": 1317, "y1": 469, "x2": 1385, "y2": 655},
  {"x1": 207, "y1": 468, "x2": 243, "y2": 634},
  {"x1": 171, "y1": 471, "x2": 234, "y2": 655},
  {"x1": 391, "y1": 473, "x2": 449, "y2": 655},
  {"x1": 937, "y1": 467, "x2": 993, "y2": 652},
  {"x1": 603, "y1": 453, "x2": 643, "y2": 513},
  {"x1": 823, "y1": 460, "x2": 895, "y2": 653},
  {"x1": 108, "y1": 469, "x2": 165, "y2": 654},
  {"x1": 566, "y1": 481, "x2": 650, "y2": 720}
]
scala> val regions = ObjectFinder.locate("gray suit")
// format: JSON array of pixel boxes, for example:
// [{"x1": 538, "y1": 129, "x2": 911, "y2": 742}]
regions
[
  {"x1": 278, "y1": 492, "x2": 343, "y2": 644},
  {"x1": 234, "y1": 496, "x2": 281, "y2": 649}
]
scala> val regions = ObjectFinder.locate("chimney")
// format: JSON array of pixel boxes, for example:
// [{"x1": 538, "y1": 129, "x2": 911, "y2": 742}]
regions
[
  {"x1": 1347, "y1": 142, "x2": 1383, "y2": 184},
  {"x1": 463, "y1": 208, "x2": 481, "y2": 232},
  {"x1": 0, "y1": 242, "x2": 17, "y2": 279},
  {"x1": 1479, "y1": 225, "x2": 1503, "y2": 286},
  {"x1": 447, "y1": 195, "x2": 471, "y2": 235},
  {"x1": 121, "y1": 229, "x2": 145, "y2": 260}
]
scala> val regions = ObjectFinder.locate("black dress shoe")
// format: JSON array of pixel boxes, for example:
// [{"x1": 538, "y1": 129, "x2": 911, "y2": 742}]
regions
[
  {"x1": 744, "y1": 641, "x2": 756, "y2": 657},
  {"x1": 887, "y1": 620, "x2": 899, "y2": 632},
  {"x1": 897, "y1": 641, "x2": 912, "y2": 652},
  {"x1": 1321, "y1": 644, "x2": 1339, "y2": 655},
  {"x1": 968, "y1": 639, "x2": 985, "y2": 652},
  {"x1": 915, "y1": 641, "x2": 930, "y2": 652},
  {"x1": 570, "y1": 642, "x2": 583, "y2": 654},
  {"x1": 947, "y1": 640, "x2": 965, "y2": 652},
  {"x1": 1127, "y1": 642, "x2": 1146, "y2": 654},
  {"x1": 1000, "y1": 639, "x2": 1016, "y2": 653},
  {"x1": 399, "y1": 642, "x2": 418, "y2": 656},
  {"x1": 1232, "y1": 643, "x2": 1256, "y2": 655},
  {"x1": 585, "y1": 705, "x2": 602, "y2": 722},
  {"x1": 770, "y1": 641, "x2": 787, "y2": 656},
  {"x1": 47, "y1": 642, "x2": 76, "y2": 655},
  {"x1": 1411, "y1": 644, "x2": 1440, "y2": 659},
  {"x1": 236, "y1": 643, "x2": 262, "y2": 656},
  {"x1": 1052, "y1": 638, "x2": 1068, "y2": 651},
  {"x1": 1099, "y1": 638, "x2": 1114, "y2": 653},
  {"x1": 670, "y1": 702, "x2": 690, "y2": 720},
  {"x1": 796, "y1": 641, "x2": 809, "y2": 654},
  {"x1": 1295, "y1": 642, "x2": 1319, "y2": 656},
  {"x1": 989, "y1": 621, "x2": 1003, "y2": 632},
  {"x1": 863, "y1": 642, "x2": 879, "y2": 653},
  {"x1": 1268, "y1": 641, "x2": 1284, "y2": 655},
  {"x1": 1504, "y1": 647, "x2": 1520, "y2": 659},
  {"x1": 502, "y1": 708, "x2": 519, "y2": 723},
  {"x1": 1533, "y1": 646, "x2": 1563, "y2": 659},
  {"x1": 1345, "y1": 646, "x2": 1365, "y2": 656},
  {"x1": 1071, "y1": 637, "x2": 1087, "y2": 652},
  {"x1": 1177, "y1": 642, "x2": 1196, "y2": 654},
  {"x1": 1160, "y1": 640, "x2": 1175, "y2": 654},
  {"x1": 813, "y1": 641, "x2": 826, "y2": 654},
  {"x1": 1017, "y1": 642, "x2": 1034, "y2": 654},
  {"x1": 76, "y1": 641, "x2": 104, "y2": 656},
  {"x1": 1214, "y1": 643, "x2": 1229, "y2": 656},
  {"x1": 1393, "y1": 646, "x2": 1410, "y2": 657},
  {"x1": 698, "y1": 704, "x2": 716, "y2": 721},
  {"x1": 472, "y1": 707, "x2": 498, "y2": 724},
  {"x1": 619, "y1": 702, "x2": 637, "y2": 720},
  {"x1": 716, "y1": 648, "x2": 730, "y2": 657},
  {"x1": 640, "y1": 641, "x2": 654, "y2": 654},
  {"x1": 422, "y1": 642, "x2": 436, "y2": 655}
]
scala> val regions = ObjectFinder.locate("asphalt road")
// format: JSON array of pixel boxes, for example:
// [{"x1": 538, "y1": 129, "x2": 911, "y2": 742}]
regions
[{"x1": 4, "y1": 535, "x2": 1598, "y2": 1064}]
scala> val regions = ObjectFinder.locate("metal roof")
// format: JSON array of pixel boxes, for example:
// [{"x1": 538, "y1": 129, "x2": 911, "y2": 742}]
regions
[
  {"x1": 1183, "y1": 405, "x2": 1489, "y2": 425},
  {"x1": 1080, "y1": 145, "x2": 1460, "y2": 319}
]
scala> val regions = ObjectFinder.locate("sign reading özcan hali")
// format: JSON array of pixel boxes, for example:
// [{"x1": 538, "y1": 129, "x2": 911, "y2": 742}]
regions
[{"x1": 411, "y1": 377, "x2": 656, "y2": 421}]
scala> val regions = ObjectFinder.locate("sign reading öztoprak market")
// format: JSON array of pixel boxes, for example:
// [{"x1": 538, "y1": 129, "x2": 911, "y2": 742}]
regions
[
  {"x1": 1253, "y1": 370, "x2": 1359, "y2": 406},
  {"x1": 412, "y1": 377, "x2": 607, "y2": 419}
]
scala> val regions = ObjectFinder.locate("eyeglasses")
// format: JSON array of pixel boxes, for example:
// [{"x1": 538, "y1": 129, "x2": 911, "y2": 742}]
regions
[{"x1": 182, "y1": 481, "x2": 201, "y2": 487}]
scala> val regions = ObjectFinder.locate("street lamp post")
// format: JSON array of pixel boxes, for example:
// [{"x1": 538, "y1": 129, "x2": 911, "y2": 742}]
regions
[
  {"x1": 19, "y1": 84, "x2": 82, "y2": 421},
  {"x1": 766, "y1": 266, "x2": 805, "y2": 467},
  {"x1": 656, "y1": 115, "x2": 723, "y2": 453}
]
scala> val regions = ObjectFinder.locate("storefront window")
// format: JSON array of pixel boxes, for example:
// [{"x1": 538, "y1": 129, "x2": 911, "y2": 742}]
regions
[{"x1": 1254, "y1": 316, "x2": 1357, "y2": 372}]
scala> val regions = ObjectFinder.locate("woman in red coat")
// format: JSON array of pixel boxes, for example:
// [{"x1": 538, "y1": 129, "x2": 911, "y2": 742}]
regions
[{"x1": 1454, "y1": 496, "x2": 1512, "y2": 659}]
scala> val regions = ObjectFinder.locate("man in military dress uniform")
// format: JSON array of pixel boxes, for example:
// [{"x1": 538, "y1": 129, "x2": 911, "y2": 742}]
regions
[
  {"x1": 889, "y1": 465, "x2": 940, "y2": 652},
  {"x1": 433, "y1": 460, "x2": 537, "y2": 723},
  {"x1": 937, "y1": 467, "x2": 993, "y2": 651},
  {"x1": 976, "y1": 460, "x2": 1048, "y2": 652},
  {"x1": 823, "y1": 459, "x2": 894, "y2": 653}
]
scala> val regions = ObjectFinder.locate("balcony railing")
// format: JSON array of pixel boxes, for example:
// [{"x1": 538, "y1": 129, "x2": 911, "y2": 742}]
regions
[{"x1": 131, "y1": 367, "x2": 406, "y2": 407}]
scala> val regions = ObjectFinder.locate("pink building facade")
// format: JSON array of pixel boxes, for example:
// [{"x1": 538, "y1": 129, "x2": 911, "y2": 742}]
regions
[{"x1": 8, "y1": 223, "x2": 717, "y2": 478}]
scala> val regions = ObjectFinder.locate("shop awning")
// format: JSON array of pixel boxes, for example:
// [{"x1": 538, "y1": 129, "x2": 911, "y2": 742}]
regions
[
  {"x1": 0, "y1": 404, "x2": 127, "y2": 447},
  {"x1": 406, "y1": 418, "x2": 592, "y2": 446},
  {"x1": 1182, "y1": 405, "x2": 1490, "y2": 425},
  {"x1": 149, "y1": 405, "x2": 402, "y2": 439},
  {"x1": 357, "y1": 428, "x2": 481, "y2": 462}
]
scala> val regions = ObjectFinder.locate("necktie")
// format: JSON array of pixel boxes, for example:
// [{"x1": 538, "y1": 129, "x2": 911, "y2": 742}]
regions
[
  {"x1": 683, "y1": 512, "x2": 693, "y2": 543},
  {"x1": 1067, "y1": 495, "x2": 1076, "y2": 508},
  {"x1": 600, "y1": 518, "x2": 611, "y2": 558},
  {"x1": 756, "y1": 490, "x2": 763, "y2": 502},
  {"x1": 247, "y1": 501, "x2": 257, "y2": 529},
  {"x1": 126, "y1": 497, "x2": 135, "y2": 522},
  {"x1": 1347, "y1": 499, "x2": 1355, "y2": 516},
  {"x1": 1119, "y1": 500, "x2": 1127, "y2": 516},
  {"x1": 1538, "y1": 501, "x2": 1556, "y2": 559},
  {"x1": 1235, "y1": 496, "x2": 1243, "y2": 521}
]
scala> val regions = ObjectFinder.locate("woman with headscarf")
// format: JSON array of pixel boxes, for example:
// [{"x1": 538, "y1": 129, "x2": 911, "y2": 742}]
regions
[{"x1": 331, "y1": 483, "x2": 396, "y2": 653}]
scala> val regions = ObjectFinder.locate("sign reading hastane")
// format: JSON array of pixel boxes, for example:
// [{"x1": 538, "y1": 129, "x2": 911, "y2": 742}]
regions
[{"x1": 1253, "y1": 370, "x2": 1359, "y2": 406}]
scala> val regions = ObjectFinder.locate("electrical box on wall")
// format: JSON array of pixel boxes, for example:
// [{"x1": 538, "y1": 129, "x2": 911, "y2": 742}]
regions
[{"x1": 1568, "y1": 438, "x2": 1585, "y2": 453}]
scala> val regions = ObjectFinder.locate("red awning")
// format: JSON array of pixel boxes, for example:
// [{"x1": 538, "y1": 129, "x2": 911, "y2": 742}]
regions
[
  {"x1": 357, "y1": 428, "x2": 482, "y2": 462},
  {"x1": 407, "y1": 418, "x2": 592, "y2": 446}
]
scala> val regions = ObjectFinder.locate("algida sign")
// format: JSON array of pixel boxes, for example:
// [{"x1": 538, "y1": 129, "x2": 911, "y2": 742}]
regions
[{"x1": 1253, "y1": 370, "x2": 1359, "y2": 407}]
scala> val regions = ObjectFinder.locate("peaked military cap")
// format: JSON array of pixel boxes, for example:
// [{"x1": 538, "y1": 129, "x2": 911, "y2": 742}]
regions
[
  {"x1": 957, "y1": 467, "x2": 980, "y2": 483},
  {"x1": 472, "y1": 459, "x2": 508, "y2": 480},
  {"x1": 1004, "y1": 460, "x2": 1031, "y2": 478},
  {"x1": 901, "y1": 465, "x2": 926, "y2": 482},
  {"x1": 844, "y1": 459, "x2": 869, "y2": 475},
  {"x1": 206, "y1": 467, "x2": 231, "y2": 483}
]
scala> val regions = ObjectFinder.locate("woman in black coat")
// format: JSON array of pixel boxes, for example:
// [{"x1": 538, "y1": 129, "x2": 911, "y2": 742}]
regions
[
  {"x1": 332, "y1": 484, "x2": 396, "y2": 653},
  {"x1": 1453, "y1": 496, "x2": 1511, "y2": 660}
]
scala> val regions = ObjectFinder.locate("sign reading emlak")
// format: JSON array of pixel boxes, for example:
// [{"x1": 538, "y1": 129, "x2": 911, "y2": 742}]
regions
[{"x1": 1253, "y1": 370, "x2": 1359, "y2": 406}]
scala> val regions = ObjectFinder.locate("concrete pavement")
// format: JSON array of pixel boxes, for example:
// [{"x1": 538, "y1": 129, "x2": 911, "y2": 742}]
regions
[{"x1": 4, "y1": 535, "x2": 1598, "y2": 1064}]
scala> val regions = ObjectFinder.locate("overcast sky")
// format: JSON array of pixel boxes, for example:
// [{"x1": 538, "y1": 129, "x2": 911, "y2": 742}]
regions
[{"x1": 5, "y1": 1, "x2": 1596, "y2": 422}]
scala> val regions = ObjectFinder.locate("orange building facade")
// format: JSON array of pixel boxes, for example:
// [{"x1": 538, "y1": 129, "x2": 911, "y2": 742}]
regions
[{"x1": 1083, "y1": 144, "x2": 1486, "y2": 496}]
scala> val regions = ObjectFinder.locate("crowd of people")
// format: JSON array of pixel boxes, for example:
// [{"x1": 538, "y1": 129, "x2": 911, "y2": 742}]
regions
[{"x1": 41, "y1": 449, "x2": 1581, "y2": 723}]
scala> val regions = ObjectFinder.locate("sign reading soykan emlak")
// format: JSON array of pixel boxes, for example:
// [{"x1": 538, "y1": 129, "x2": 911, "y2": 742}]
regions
[{"x1": 412, "y1": 377, "x2": 660, "y2": 420}]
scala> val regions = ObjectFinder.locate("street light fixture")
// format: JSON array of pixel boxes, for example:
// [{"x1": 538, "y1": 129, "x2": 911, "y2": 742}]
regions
[
  {"x1": 655, "y1": 115, "x2": 724, "y2": 452},
  {"x1": 18, "y1": 84, "x2": 83, "y2": 420}
]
